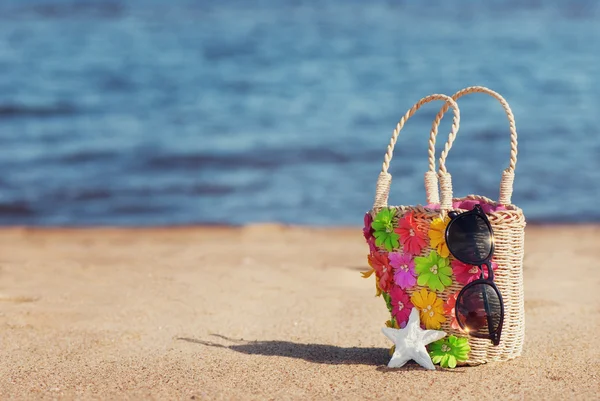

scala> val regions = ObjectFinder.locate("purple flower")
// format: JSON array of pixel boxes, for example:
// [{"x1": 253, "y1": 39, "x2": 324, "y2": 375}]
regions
[{"x1": 389, "y1": 252, "x2": 417, "y2": 290}]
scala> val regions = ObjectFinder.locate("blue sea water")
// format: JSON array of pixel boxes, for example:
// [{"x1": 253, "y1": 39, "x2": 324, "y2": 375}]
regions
[{"x1": 0, "y1": 0, "x2": 599, "y2": 226}]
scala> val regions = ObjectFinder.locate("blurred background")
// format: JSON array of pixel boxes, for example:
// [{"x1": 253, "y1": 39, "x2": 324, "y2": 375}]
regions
[{"x1": 0, "y1": 0, "x2": 598, "y2": 226}]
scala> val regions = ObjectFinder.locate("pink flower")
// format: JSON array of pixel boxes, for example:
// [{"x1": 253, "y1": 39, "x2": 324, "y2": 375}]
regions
[
  {"x1": 444, "y1": 292, "x2": 461, "y2": 330},
  {"x1": 453, "y1": 199, "x2": 506, "y2": 213},
  {"x1": 368, "y1": 251, "x2": 394, "y2": 293},
  {"x1": 363, "y1": 213, "x2": 377, "y2": 252},
  {"x1": 451, "y1": 260, "x2": 498, "y2": 285},
  {"x1": 394, "y1": 212, "x2": 427, "y2": 255},
  {"x1": 389, "y1": 287, "x2": 414, "y2": 328},
  {"x1": 389, "y1": 252, "x2": 417, "y2": 290}
]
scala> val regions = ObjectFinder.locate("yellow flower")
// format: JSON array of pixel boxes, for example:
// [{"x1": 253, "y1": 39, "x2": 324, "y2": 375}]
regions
[
  {"x1": 428, "y1": 216, "x2": 450, "y2": 258},
  {"x1": 410, "y1": 288, "x2": 446, "y2": 329},
  {"x1": 361, "y1": 267, "x2": 374, "y2": 279},
  {"x1": 360, "y1": 257, "x2": 382, "y2": 297},
  {"x1": 374, "y1": 277, "x2": 382, "y2": 297},
  {"x1": 384, "y1": 319, "x2": 400, "y2": 355}
]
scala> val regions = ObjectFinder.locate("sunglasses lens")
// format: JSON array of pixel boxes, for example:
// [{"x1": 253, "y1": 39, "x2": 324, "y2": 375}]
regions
[
  {"x1": 456, "y1": 282, "x2": 502, "y2": 339},
  {"x1": 447, "y1": 214, "x2": 492, "y2": 264}
]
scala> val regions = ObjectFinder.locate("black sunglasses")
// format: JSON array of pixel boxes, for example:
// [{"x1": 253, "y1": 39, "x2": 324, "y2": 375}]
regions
[{"x1": 445, "y1": 204, "x2": 504, "y2": 346}]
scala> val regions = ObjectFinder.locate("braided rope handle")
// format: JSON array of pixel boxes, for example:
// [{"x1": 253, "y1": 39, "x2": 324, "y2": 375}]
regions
[
  {"x1": 373, "y1": 94, "x2": 460, "y2": 210},
  {"x1": 430, "y1": 86, "x2": 518, "y2": 210}
]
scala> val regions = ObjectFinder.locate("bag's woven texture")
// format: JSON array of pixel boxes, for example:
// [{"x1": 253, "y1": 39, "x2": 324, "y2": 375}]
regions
[{"x1": 365, "y1": 86, "x2": 526, "y2": 365}]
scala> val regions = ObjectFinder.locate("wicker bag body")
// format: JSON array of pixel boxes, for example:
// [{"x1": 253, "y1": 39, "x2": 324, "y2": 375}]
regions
[{"x1": 365, "y1": 86, "x2": 525, "y2": 365}]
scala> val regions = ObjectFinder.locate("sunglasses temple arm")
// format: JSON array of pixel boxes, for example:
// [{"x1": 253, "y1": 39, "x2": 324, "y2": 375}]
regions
[
  {"x1": 481, "y1": 284, "x2": 496, "y2": 345},
  {"x1": 485, "y1": 261, "x2": 494, "y2": 281}
]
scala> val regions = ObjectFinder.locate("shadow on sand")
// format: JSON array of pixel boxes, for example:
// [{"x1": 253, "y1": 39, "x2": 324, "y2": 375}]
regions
[{"x1": 177, "y1": 334, "x2": 387, "y2": 366}]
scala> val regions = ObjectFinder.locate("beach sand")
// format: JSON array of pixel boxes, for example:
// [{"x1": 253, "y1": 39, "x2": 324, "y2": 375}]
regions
[{"x1": 0, "y1": 224, "x2": 598, "y2": 400}]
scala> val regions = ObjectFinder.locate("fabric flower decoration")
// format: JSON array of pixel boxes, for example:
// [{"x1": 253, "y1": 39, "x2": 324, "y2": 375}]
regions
[
  {"x1": 452, "y1": 260, "x2": 498, "y2": 285},
  {"x1": 385, "y1": 318, "x2": 399, "y2": 356},
  {"x1": 395, "y1": 212, "x2": 427, "y2": 255},
  {"x1": 389, "y1": 252, "x2": 417, "y2": 289},
  {"x1": 414, "y1": 251, "x2": 453, "y2": 292},
  {"x1": 389, "y1": 287, "x2": 414, "y2": 328},
  {"x1": 363, "y1": 213, "x2": 373, "y2": 240},
  {"x1": 429, "y1": 335, "x2": 471, "y2": 368},
  {"x1": 363, "y1": 213, "x2": 377, "y2": 252},
  {"x1": 360, "y1": 263, "x2": 382, "y2": 297},
  {"x1": 382, "y1": 291, "x2": 393, "y2": 314},
  {"x1": 371, "y1": 208, "x2": 400, "y2": 252},
  {"x1": 444, "y1": 292, "x2": 461, "y2": 330},
  {"x1": 453, "y1": 199, "x2": 506, "y2": 213},
  {"x1": 410, "y1": 288, "x2": 446, "y2": 330},
  {"x1": 428, "y1": 216, "x2": 450, "y2": 257},
  {"x1": 368, "y1": 251, "x2": 393, "y2": 293}
]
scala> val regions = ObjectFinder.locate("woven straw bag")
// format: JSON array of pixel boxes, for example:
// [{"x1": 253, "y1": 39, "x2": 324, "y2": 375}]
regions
[{"x1": 364, "y1": 86, "x2": 526, "y2": 365}]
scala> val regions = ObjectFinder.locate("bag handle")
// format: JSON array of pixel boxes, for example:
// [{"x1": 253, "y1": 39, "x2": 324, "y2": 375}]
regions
[
  {"x1": 428, "y1": 86, "x2": 518, "y2": 210},
  {"x1": 373, "y1": 94, "x2": 460, "y2": 210}
]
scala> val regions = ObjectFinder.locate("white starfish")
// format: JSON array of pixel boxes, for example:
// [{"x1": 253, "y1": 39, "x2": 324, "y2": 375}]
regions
[{"x1": 382, "y1": 308, "x2": 446, "y2": 370}]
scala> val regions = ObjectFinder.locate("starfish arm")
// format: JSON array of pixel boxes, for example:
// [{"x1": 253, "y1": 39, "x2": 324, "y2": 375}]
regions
[
  {"x1": 388, "y1": 352, "x2": 410, "y2": 368},
  {"x1": 381, "y1": 327, "x2": 400, "y2": 343},
  {"x1": 412, "y1": 346, "x2": 437, "y2": 370},
  {"x1": 421, "y1": 329, "x2": 447, "y2": 345},
  {"x1": 407, "y1": 307, "x2": 420, "y2": 325}
]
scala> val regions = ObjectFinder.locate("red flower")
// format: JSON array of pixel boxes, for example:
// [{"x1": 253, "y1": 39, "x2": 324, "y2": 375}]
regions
[
  {"x1": 389, "y1": 287, "x2": 414, "y2": 328},
  {"x1": 444, "y1": 292, "x2": 461, "y2": 330},
  {"x1": 451, "y1": 260, "x2": 498, "y2": 285},
  {"x1": 395, "y1": 212, "x2": 427, "y2": 255},
  {"x1": 368, "y1": 251, "x2": 393, "y2": 292}
]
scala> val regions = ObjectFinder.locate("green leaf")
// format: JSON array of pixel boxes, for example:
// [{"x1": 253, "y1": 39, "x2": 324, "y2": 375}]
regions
[
  {"x1": 374, "y1": 209, "x2": 393, "y2": 225},
  {"x1": 371, "y1": 221, "x2": 385, "y2": 230},
  {"x1": 456, "y1": 346, "x2": 471, "y2": 354},
  {"x1": 382, "y1": 292, "x2": 393, "y2": 313},
  {"x1": 439, "y1": 274, "x2": 452, "y2": 287},
  {"x1": 429, "y1": 275, "x2": 442, "y2": 291},
  {"x1": 384, "y1": 237, "x2": 393, "y2": 252},
  {"x1": 441, "y1": 354, "x2": 450, "y2": 368},
  {"x1": 431, "y1": 355, "x2": 442, "y2": 364},
  {"x1": 439, "y1": 266, "x2": 452, "y2": 276},
  {"x1": 417, "y1": 273, "x2": 430, "y2": 286},
  {"x1": 448, "y1": 355, "x2": 457, "y2": 368},
  {"x1": 414, "y1": 256, "x2": 426, "y2": 265},
  {"x1": 375, "y1": 209, "x2": 389, "y2": 220},
  {"x1": 375, "y1": 236, "x2": 385, "y2": 247},
  {"x1": 431, "y1": 340, "x2": 443, "y2": 350}
]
